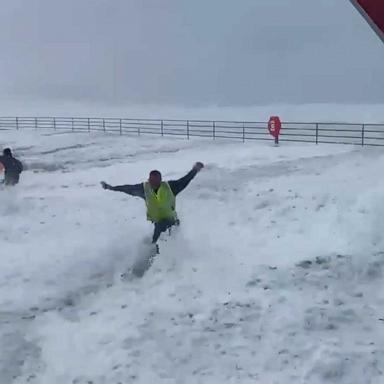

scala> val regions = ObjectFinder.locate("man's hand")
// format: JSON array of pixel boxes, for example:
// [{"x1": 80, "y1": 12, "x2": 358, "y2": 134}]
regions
[
  {"x1": 193, "y1": 162, "x2": 204, "y2": 172},
  {"x1": 101, "y1": 181, "x2": 111, "y2": 190}
]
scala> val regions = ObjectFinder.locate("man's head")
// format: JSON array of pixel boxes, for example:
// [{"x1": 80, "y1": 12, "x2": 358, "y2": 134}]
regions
[
  {"x1": 3, "y1": 148, "x2": 12, "y2": 157},
  {"x1": 149, "y1": 170, "x2": 162, "y2": 189}
]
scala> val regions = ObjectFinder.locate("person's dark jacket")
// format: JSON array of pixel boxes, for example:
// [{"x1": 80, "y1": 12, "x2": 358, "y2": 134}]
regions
[
  {"x1": 0, "y1": 155, "x2": 23, "y2": 185},
  {"x1": 106, "y1": 169, "x2": 198, "y2": 198}
]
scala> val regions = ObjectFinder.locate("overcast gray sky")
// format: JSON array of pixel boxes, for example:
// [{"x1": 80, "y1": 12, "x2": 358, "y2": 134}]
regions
[{"x1": 0, "y1": 0, "x2": 383, "y2": 106}]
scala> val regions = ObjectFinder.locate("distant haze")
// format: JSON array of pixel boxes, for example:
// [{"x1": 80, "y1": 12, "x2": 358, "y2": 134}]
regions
[{"x1": 0, "y1": 0, "x2": 383, "y2": 106}]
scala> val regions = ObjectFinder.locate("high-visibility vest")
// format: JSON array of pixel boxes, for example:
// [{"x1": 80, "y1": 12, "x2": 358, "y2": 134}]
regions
[{"x1": 143, "y1": 181, "x2": 176, "y2": 222}]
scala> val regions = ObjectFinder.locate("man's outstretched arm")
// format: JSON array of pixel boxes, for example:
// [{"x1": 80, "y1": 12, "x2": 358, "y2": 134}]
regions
[
  {"x1": 101, "y1": 181, "x2": 145, "y2": 199},
  {"x1": 168, "y1": 162, "x2": 204, "y2": 196}
]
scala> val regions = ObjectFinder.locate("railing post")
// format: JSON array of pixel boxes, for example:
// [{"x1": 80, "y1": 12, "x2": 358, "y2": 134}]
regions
[
  {"x1": 316, "y1": 123, "x2": 319, "y2": 144},
  {"x1": 119, "y1": 119, "x2": 122, "y2": 135},
  {"x1": 88, "y1": 118, "x2": 90, "y2": 132},
  {"x1": 362, "y1": 124, "x2": 365, "y2": 146},
  {"x1": 242, "y1": 122, "x2": 245, "y2": 142},
  {"x1": 213, "y1": 121, "x2": 216, "y2": 140},
  {"x1": 138, "y1": 125, "x2": 140, "y2": 136},
  {"x1": 103, "y1": 118, "x2": 106, "y2": 132},
  {"x1": 16, "y1": 117, "x2": 19, "y2": 130},
  {"x1": 53, "y1": 117, "x2": 56, "y2": 130},
  {"x1": 35, "y1": 118, "x2": 38, "y2": 130},
  {"x1": 72, "y1": 117, "x2": 74, "y2": 131},
  {"x1": 161, "y1": 120, "x2": 164, "y2": 136},
  {"x1": 187, "y1": 120, "x2": 190, "y2": 139}
]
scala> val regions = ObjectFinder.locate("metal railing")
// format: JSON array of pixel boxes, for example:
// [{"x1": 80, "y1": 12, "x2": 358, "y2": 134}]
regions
[{"x1": 1, "y1": 116, "x2": 384, "y2": 146}]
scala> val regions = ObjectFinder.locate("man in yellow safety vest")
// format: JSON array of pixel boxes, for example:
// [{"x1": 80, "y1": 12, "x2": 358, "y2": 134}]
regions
[{"x1": 101, "y1": 162, "x2": 204, "y2": 251}]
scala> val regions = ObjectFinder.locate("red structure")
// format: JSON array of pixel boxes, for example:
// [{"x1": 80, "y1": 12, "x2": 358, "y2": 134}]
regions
[
  {"x1": 268, "y1": 116, "x2": 281, "y2": 144},
  {"x1": 350, "y1": 0, "x2": 384, "y2": 42}
]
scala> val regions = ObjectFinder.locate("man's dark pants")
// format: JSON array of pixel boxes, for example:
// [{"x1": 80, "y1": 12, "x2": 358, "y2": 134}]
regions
[{"x1": 152, "y1": 218, "x2": 179, "y2": 243}]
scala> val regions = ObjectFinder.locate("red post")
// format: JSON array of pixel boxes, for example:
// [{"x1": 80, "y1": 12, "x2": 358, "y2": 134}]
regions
[{"x1": 268, "y1": 116, "x2": 282, "y2": 145}]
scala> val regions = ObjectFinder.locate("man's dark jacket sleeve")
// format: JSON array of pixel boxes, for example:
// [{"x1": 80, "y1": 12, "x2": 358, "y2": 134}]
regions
[
  {"x1": 109, "y1": 183, "x2": 145, "y2": 198},
  {"x1": 15, "y1": 159, "x2": 23, "y2": 173},
  {"x1": 168, "y1": 169, "x2": 197, "y2": 196}
]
